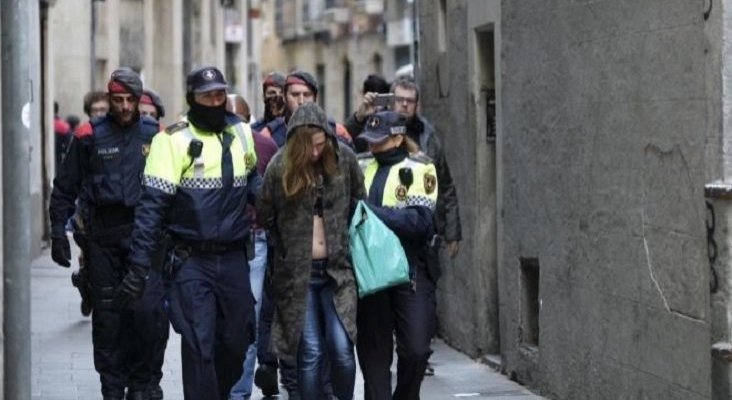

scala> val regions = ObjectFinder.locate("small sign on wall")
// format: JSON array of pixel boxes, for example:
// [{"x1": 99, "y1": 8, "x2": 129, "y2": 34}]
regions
[{"x1": 225, "y1": 24, "x2": 244, "y2": 43}]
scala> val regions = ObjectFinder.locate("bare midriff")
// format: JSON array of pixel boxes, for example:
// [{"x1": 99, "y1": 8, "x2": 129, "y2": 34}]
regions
[{"x1": 312, "y1": 215, "x2": 328, "y2": 259}]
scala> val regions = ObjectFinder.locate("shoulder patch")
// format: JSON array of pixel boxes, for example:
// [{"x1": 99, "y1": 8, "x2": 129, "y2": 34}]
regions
[
  {"x1": 73, "y1": 122, "x2": 93, "y2": 138},
  {"x1": 408, "y1": 151, "x2": 433, "y2": 164},
  {"x1": 164, "y1": 121, "x2": 189, "y2": 135}
]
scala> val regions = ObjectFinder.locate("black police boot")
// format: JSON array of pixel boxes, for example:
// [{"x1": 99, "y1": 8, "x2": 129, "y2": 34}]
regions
[
  {"x1": 148, "y1": 384, "x2": 163, "y2": 400},
  {"x1": 71, "y1": 271, "x2": 92, "y2": 317},
  {"x1": 254, "y1": 363, "x2": 280, "y2": 396},
  {"x1": 125, "y1": 389, "x2": 149, "y2": 400}
]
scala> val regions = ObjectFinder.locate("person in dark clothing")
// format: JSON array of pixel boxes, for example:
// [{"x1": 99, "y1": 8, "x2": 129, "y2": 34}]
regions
[
  {"x1": 136, "y1": 87, "x2": 170, "y2": 400},
  {"x1": 66, "y1": 114, "x2": 81, "y2": 136},
  {"x1": 249, "y1": 72, "x2": 289, "y2": 398},
  {"x1": 227, "y1": 94, "x2": 280, "y2": 400},
  {"x1": 139, "y1": 89, "x2": 166, "y2": 121},
  {"x1": 127, "y1": 66, "x2": 260, "y2": 400},
  {"x1": 251, "y1": 72, "x2": 287, "y2": 133},
  {"x1": 355, "y1": 111, "x2": 438, "y2": 399},
  {"x1": 54, "y1": 101, "x2": 72, "y2": 173},
  {"x1": 259, "y1": 70, "x2": 352, "y2": 148},
  {"x1": 345, "y1": 76, "x2": 463, "y2": 377},
  {"x1": 49, "y1": 67, "x2": 166, "y2": 400},
  {"x1": 68, "y1": 90, "x2": 111, "y2": 319}
]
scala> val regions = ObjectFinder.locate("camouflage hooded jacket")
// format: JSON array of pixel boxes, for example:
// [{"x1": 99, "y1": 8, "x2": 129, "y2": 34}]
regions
[{"x1": 257, "y1": 103, "x2": 366, "y2": 363}]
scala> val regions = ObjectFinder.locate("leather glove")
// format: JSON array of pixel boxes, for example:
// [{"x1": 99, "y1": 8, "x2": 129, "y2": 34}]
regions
[
  {"x1": 51, "y1": 235, "x2": 71, "y2": 268},
  {"x1": 114, "y1": 264, "x2": 148, "y2": 310}
]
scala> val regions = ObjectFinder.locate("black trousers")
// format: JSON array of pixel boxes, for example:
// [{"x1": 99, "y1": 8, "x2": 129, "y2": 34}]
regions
[
  {"x1": 356, "y1": 268, "x2": 436, "y2": 400},
  {"x1": 166, "y1": 249, "x2": 255, "y2": 400},
  {"x1": 87, "y1": 237, "x2": 168, "y2": 398}
]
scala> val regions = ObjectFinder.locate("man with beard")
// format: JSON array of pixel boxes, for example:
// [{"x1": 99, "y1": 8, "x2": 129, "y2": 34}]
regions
[
  {"x1": 49, "y1": 68, "x2": 165, "y2": 400},
  {"x1": 251, "y1": 72, "x2": 287, "y2": 133},
  {"x1": 127, "y1": 66, "x2": 260, "y2": 400},
  {"x1": 259, "y1": 70, "x2": 352, "y2": 148},
  {"x1": 345, "y1": 76, "x2": 462, "y2": 377}
]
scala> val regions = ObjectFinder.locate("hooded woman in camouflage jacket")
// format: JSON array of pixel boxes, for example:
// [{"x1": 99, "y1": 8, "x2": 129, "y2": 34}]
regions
[{"x1": 257, "y1": 102, "x2": 365, "y2": 399}]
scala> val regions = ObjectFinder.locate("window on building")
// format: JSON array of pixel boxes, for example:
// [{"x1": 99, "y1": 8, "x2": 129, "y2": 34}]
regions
[
  {"x1": 394, "y1": 45, "x2": 410, "y2": 72},
  {"x1": 316, "y1": 63, "x2": 326, "y2": 110},
  {"x1": 519, "y1": 257, "x2": 540, "y2": 347},
  {"x1": 372, "y1": 53, "x2": 383, "y2": 76},
  {"x1": 475, "y1": 26, "x2": 496, "y2": 142},
  {"x1": 275, "y1": 0, "x2": 285, "y2": 36},
  {"x1": 437, "y1": 0, "x2": 448, "y2": 53}
]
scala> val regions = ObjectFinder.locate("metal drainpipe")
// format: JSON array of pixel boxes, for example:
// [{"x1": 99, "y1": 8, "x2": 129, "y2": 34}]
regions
[
  {"x1": 1, "y1": 0, "x2": 33, "y2": 398},
  {"x1": 705, "y1": 182, "x2": 732, "y2": 400}
]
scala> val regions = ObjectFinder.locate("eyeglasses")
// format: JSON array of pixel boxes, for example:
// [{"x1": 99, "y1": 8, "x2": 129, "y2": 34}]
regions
[{"x1": 394, "y1": 96, "x2": 417, "y2": 105}]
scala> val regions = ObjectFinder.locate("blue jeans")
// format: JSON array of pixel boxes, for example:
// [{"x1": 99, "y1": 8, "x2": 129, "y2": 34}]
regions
[
  {"x1": 297, "y1": 261, "x2": 355, "y2": 400},
  {"x1": 230, "y1": 231, "x2": 268, "y2": 399}
]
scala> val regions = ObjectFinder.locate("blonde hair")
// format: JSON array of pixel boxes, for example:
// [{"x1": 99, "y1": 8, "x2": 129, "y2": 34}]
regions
[{"x1": 282, "y1": 126, "x2": 338, "y2": 198}]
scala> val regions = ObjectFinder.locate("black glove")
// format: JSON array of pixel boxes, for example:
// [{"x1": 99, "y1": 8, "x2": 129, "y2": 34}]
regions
[
  {"x1": 51, "y1": 235, "x2": 71, "y2": 268},
  {"x1": 114, "y1": 264, "x2": 149, "y2": 310}
]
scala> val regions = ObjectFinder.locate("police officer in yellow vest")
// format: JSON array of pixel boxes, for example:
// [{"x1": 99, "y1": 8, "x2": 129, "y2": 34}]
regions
[
  {"x1": 126, "y1": 66, "x2": 259, "y2": 400},
  {"x1": 354, "y1": 111, "x2": 438, "y2": 400}
]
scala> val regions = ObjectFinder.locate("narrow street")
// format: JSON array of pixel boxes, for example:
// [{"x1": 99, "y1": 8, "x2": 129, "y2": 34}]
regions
[{"x1": 31, "y1": 241, "x2": 543, "y2": 400}]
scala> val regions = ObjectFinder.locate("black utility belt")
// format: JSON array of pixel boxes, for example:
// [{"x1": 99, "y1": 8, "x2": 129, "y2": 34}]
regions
[{"x1": 177, "y1": 240, "x2": 247, "y2": 254}]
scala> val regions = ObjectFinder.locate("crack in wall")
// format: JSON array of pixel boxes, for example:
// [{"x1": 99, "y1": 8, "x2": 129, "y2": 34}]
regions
[
  {"x1": 641, "y1": 211, "x2": 705, "y2": 324},
  {"x1": 641, "y1": 210, "x2": 672, "y2": 311}
]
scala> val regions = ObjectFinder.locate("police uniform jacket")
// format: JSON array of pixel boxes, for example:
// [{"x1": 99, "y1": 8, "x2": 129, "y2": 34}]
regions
[
  {"x1": 50, "y1": 114, "x2": 159, "y2": 238},
  {"x1": 346, "y1": 114, "x2": 461, "y2": 243},
  {"x1": 128, "y1": 113, "x2": 259, "y2": 268},
  {"x1": 360, "y1": 150, "x2": 438, "y2": 273}
]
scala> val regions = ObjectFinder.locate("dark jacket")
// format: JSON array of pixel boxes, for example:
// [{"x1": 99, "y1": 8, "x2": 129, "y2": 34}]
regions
[
  {"x1": 49, "y1": 115, "x2": 159, "y2": 238},
  {"x1": 346, "y1": 113, "x2": 462, "y2": 242},
  {"x1": 257, "y1": 104, "x2": 366, "y2": 363},
  {"x1": 128, "y1": 114, "x2": 261, "y2": 268}
]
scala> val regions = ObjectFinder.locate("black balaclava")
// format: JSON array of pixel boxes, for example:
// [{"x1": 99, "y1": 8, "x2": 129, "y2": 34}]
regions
[
  {"x1": 187, "y1": 93, "x2": 227, "y2": 133},
  {"x1": 373, "y1": 146, "x2": 407, "y2": 166}
]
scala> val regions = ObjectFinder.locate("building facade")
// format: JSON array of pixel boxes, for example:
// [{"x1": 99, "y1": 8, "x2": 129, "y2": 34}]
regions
[
  {"x1": 259, "y1": 0, "x2": 413, "y2": 122},
  {"x1": 418, "y1": 0, "x2": 732, "y2": 399}
]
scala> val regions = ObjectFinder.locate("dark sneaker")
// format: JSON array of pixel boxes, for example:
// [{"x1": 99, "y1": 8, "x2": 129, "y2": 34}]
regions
[
  {"x1": 254, "y1": 364, "x2": 280, "y2": 396},
  {"x1": 126, "y1": 389, "x2": 148, "y2": 400},
  {"x1": 148, "y1": 385, "x2": 163, "y2": 400}
]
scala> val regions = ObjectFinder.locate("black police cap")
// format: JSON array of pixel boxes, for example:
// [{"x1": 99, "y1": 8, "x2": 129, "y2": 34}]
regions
[
  {"x1": 358, "y1": 111, "x2": 408, "y2": 145},
  {"x1": 186, "y1": 66, "x2": 228, "y2": 94}
]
